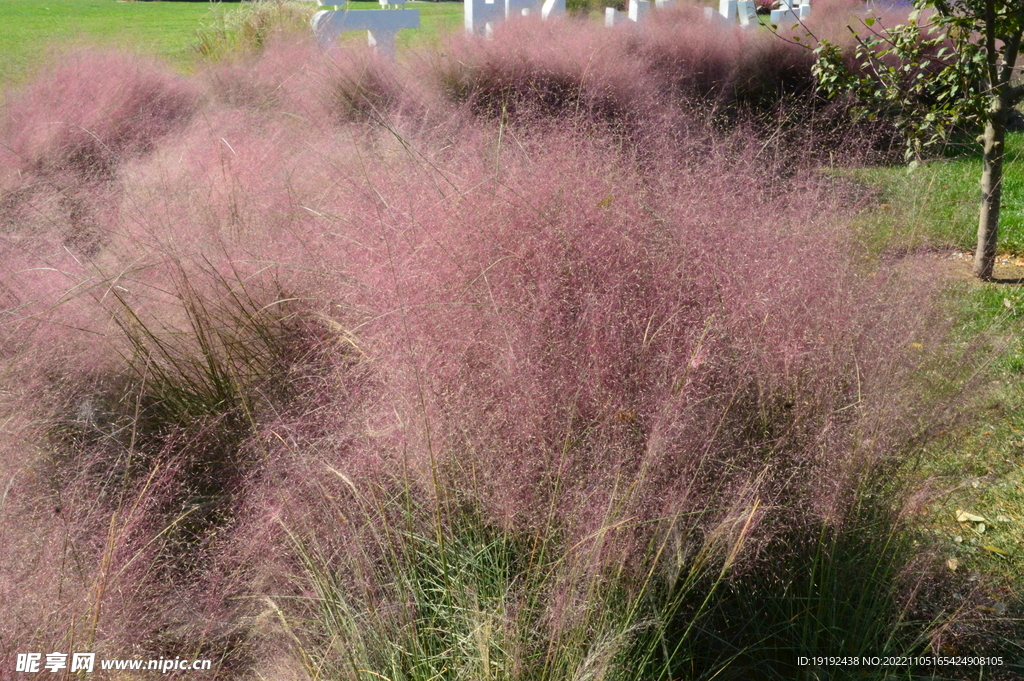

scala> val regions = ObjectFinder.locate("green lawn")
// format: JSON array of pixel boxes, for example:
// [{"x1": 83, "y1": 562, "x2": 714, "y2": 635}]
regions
[
  {"x1": 0, "y1": 0, "x2": 220, "y2": 85},
  {"x1": 847, "y1": 134, "x2": 1024, "y2": 256},
  {"x1": 903, "y1": 282, "x2": 1024, "y2": 599},
  {"x1": 848, "y1": 133, "x2": 1024, "y2": 605},
  {"x1": 0, "y1": 0, "x2": 464, "y2": 88}
]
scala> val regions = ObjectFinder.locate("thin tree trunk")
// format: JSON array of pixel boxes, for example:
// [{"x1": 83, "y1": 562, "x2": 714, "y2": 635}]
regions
[{"x1": 974, "y1": 105, "x2": 1009, "y2": 280}]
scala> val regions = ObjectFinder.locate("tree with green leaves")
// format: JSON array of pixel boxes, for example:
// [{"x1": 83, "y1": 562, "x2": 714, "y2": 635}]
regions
[{"x1": 812, "y1": 0, "x2": 1024, "y2": 280}]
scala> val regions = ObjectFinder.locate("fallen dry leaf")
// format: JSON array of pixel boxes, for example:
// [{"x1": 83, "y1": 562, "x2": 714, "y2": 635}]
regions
[
  {"x1": 982, "y1": 545, "x2": 1010, "y2": 557},
  {"x1": 956, "y1": 510, "x2": 986, "y2": 523}
]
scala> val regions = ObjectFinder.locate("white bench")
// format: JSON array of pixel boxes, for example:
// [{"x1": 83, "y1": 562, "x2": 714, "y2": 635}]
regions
[
  {"x1": 605, "y1": 0, "x2": 755, "y2": 30},
  {"x1": 770, "y1": 0, "x2": 810, "y2": 26},
  {"x1": 605, "y1": 0, "x2": 651, "y2": 27},
  {"x1": 312, "y1": 0, "x2": 421, "y2": 56},
  {"x1": 703, "y1": 0, "x2": 759, "y2": 28},
  {"x1": 464, "y1": 0, "x2": 566, "y2": 35}
]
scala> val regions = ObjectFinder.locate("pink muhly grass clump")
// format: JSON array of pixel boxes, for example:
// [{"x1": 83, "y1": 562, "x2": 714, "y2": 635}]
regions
[
  {"x1": 201, "y1": 36, "x2": 428, "y2": 130},
  {"x1": 201, "y1": 37, "x2": 327, "y2": 113},
  {"x1": 2, "y1": 50, "x2": 199, "y2": 182},
  {"x1": 428, "y1": 4, "x2": 905, "y2": 159},
  {"x1": 637, "y1": 5, "x2": 815, "y2": 108},
  {"x1": 117, "y1": 103, "x2": 951, "y2": 574},
  {"x1": 342, "y1": 131, "x2": 947, "y2": 546},
  {"x1": 0, "y1": 50, "x2": 200, "y2": 269},
  {"x1": 0, "y1": 258, "x2": 337, "y2": 667},
  {"x1": 433, "y1": 7, "x2": 819, "y2": 126},
  {"x1": 190, "y1": 118, "x2": 973, "y2": 675},
  {"x1": 435, "y1": 17, "x2": 661, "y2": 123}
]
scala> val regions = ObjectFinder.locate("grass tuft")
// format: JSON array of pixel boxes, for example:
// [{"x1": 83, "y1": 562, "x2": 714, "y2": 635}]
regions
[{"x1": 193, "y1": 0, "x2": 317, "y2": 62}]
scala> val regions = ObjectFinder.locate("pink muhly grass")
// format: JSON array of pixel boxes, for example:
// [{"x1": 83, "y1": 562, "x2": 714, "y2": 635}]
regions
[
  {"x1": 115, "y1": 103, "x2": 952, "y2": 578},
  {"x1": 201, "y1": 36, "x2": 432, "y2": 133},
  {"x1": 2, "y1": 50, "x2": 199, "y2": 182},
  {"x1": 432, "y1": 7, "x2": 820, "y2": 126},
  {"x1": 355, "y1": 132, "x2": 945, "y2": 546},
  {"x1": 427, "y1": 4, "x2": 909, "y2": 159},
  {"x1": 0, "y1": 32, "x2": 996, "y2": 676},
  {"x1": 200, "y1": 37, "x2": 327, "y2": 113},
  {"x1": 637, "y1": 4, "x2": 815, "y2": 107},
  {"x1": 435, "y1": 17, "x2": 661, "y2": 123}
]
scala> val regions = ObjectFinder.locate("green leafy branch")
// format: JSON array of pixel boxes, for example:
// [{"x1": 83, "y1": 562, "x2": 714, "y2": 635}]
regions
[{"x1": 812, "y1": 8, "x2": 988, "y2": 160}]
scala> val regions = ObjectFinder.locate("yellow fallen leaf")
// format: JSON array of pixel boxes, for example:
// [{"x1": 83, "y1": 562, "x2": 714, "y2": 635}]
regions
[
  {"x1": 910, "y1": 342, "x2": 923, "y2": 349},
  {"x1": 946, "y1": 558, "x2": 959, "y2": 571},
  {"x1": 978, "y1": 601, "x2": 1008, "y2": 614},
  {"x1": 982, "y1": 545, "x2": 1009, "y2": 556},
  {"x1": 956, "y1": 510, "x2": 987, "y2": 523}
]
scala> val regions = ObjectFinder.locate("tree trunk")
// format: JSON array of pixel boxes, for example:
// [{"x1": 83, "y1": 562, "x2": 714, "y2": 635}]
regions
[{"x1": 974, "y1": 103, "x2": 1009, "y2": 280}]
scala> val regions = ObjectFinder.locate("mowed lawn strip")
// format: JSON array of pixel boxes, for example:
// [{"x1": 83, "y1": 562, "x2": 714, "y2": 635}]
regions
[
  {"x1": 848, "y1": 133, "x2": 1024, "y2": 600},
  {"x1": 0, "y1": 0, "x2": 219, "y2": 84},
  {"x1": 847, "y1": 133, "x2": 1024, "y2": 256}
]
